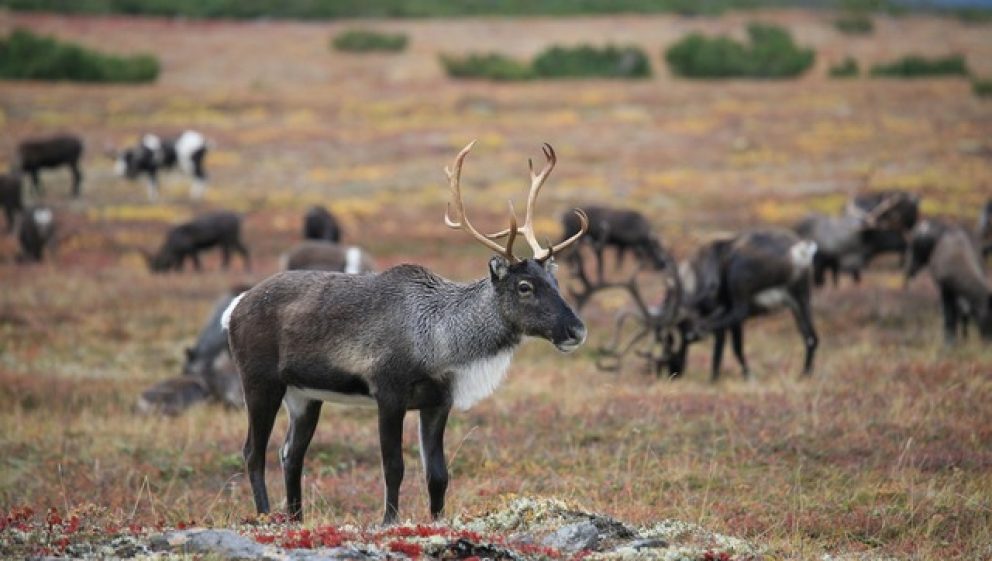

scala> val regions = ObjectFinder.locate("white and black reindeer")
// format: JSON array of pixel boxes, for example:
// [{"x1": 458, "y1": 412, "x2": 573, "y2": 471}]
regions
[
  {"x1": 114, "y1": 130, "x2": 210, "y2": 200},
  {"x1": 222, "y1": 141, "x2": 588, "y2": 524}
]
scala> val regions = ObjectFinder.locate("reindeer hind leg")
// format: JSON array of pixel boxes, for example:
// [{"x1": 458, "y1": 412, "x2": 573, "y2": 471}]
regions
[
  {"x1": 281, "y1": 391, "x2": 322, "y2": 522},
  {"x1": 242, "y1": 376, "x2": 285, "y2": 515}
]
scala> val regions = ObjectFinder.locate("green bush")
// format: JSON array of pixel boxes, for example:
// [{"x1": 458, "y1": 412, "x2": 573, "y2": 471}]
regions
[
  {"x1": 834, "y1": 14, "x2": 874, "y2": 34},
  {"x1": 870, "y1": 54, "x2": 968, "y2": 78},
  {"x1": 439, "y1": 53, "x2": 535, "y2": 81},
  {"x1": 665, "y1": 23, "x2": 815, "y2": 79},
  {"x1": 331, "y1": 29, "x2": 407, "y2": 52},
  {"x1": 0, "y1": 28, "x2": 159, "y2": 83},
  {"x1": 532, "y1": 45, "x2": 651, "y2": 79},
  {"x1": 441, "y1": 44, "x2": 651, "y2": 81},
  {"x1": 829, "y1": 57, "x2": 860, "y2": 78},
  {"x1": 972, "y1": 78, "x2": 992, "y2": 98}
]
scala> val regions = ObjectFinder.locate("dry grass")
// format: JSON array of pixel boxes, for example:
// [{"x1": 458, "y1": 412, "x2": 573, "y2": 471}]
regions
[{"x1": 1, "y1": 9, "x2": 991, "y2": 560}]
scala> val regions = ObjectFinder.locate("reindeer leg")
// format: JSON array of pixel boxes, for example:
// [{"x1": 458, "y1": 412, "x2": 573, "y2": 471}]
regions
[
  {"x1": 243, "y1": 380, "x2": 285, "y2": 515},
  {"x1": 221, "y1": 245, "x2": 232, "y2": 270},
  {"x1": 235, "y1": 240, "x2": 251, "y2": 272},
  {"x1": 191, "y1": 251, "x2": 203, "y2": 272},
  {"x1": 788, "y1": 289, "x2": 818, "y2": 376},
  {"x1": 711, "y1": 328, "x2": 726, "y2": 382},
  {"x1": 939, "y1": 285, "x2": 958, "y2": 345},
  {"x1": 69, "y1": 161, "x2": 83, "y2": 197},
  {"x1": 29, "y1": 170, "x2": 42, "y2": 197},
  {"x1": 377, "y1": 400, "x2": 407, "y2": 525},
  {"x1": 419, "y1": 405, "x2": 451, "y2": 520},
  {"x1": 281, "y1": 393, "x2": 322, "y2": 522},
  {"x1": 730, "y1": 324, "x2": 749, "y2": 378}
]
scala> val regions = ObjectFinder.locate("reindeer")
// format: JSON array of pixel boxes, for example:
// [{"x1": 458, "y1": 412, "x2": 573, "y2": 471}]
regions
[
  {"x1": 17, "y1": 206, "x2": 57, "y2": 263},
  {"x1": 113, "y1": 131, "x2": 209, "y2": 200},
  {"x1": 561, "y1": 205, "x2": 666, "y2": 282},
  {"x1": 279, "y1": 241, "x2": 376, "y2": 273},
  {"x1": 846, "y1": 190, "x2": 919, "y2": 264},
  {"x1": 303, "y1": 205, "x2": 342, "y2": 243},
  {"x1": 223, "y1": 141, "x2": 588, "y2": 524},
  {"x1": 17, "y1": 135, "x2": 84, "y2": 197},
  {"x1": 144, "y1": 211, "x2": 250, "y2": 272},
  {"x1": 905, "y1": 220, "x2": 991, "y2": 342},
  {"x1": 669, "y1": 229, "x2": 819, "y2": 380},
  {"x1": 795, "y1": 191, "x2": 910, "y2": 287}
]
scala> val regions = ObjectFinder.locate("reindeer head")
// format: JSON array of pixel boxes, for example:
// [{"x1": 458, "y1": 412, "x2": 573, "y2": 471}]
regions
[{"x1": 444, "y1": 141, "x2": 589, "y2": 352}]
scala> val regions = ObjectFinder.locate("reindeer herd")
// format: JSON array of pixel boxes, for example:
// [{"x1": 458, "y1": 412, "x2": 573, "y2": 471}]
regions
[{"x1": 3, "y1": 130, "x2": 991, "y2": 523}]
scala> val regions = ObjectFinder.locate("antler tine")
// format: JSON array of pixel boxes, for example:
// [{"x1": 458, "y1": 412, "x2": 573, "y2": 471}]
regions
[
  {"x1": 443, "y1": 140, "x2": 519, "y2": 261},
  {"x1": 864, "y1": 193, "x2": 901, "y2": 227},
  {"x1": 517, "y1": 142, "x2": 558, "y2": 259}
]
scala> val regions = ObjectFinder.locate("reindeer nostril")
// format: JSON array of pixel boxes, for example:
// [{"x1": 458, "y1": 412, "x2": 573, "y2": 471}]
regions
[{"x1": 568, "y1": 324, "x2": 587, "y2": 344}]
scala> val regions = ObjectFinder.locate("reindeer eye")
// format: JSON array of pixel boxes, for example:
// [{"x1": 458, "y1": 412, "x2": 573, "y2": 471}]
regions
[{"x1": 517, "y1": 281, "x2": 534, "y2": 296}]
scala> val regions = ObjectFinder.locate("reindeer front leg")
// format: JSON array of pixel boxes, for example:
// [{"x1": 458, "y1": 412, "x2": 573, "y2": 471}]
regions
[
  {"x1": 377, "y1": 399, "x2": 407, "y2": 525},
  {"x1": 419, "y1": 405, "x2": 451, "y2": 520}
]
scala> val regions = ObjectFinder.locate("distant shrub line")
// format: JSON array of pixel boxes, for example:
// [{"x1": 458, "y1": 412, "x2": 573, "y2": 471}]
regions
[
  {"x1": 869, "y1": 54, "x2": 968, "y2": 77},
  {"x1": 0, "y1": 28, "x2": 159, "y2": 83},
  {"x1": 664, "y1": 24, "x2": 815, "y2": 79},
  {"x1": 833, "y1": 14, "x2": 874, "y2": 34},
  {"x1": 829, "y1": 57, "x2": 859, "y2": 78},
  {"x1": 332, "y1": 29, "x2": 407, "y2": 52},
  {"x1": 441, "y1": 44, "x2": 651, "y2": 81}
]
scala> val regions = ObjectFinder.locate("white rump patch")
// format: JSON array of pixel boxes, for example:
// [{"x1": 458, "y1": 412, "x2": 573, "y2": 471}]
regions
[
  {"x1": 753, "y1": 287, "x2": 792, "y2": 310},
  {"x1": 33, "y1": 208, "x2": 53, "y2": 226},
  {"x1": 220, "y1": 292, "x2": 246, "y2": 331},
  {"x1": 113, "y1": 157, "x2": 127, "y2": 177},
  {"x1": 286, "y1": 385, "x2": 376, "y2": 408},
  {"x1": 450, "y1": 348, "x2": 514, "y2": 411},
  {"x1": 141, "y1": 134, "x2": 162, "y2": 152},
  {"x1": 345, "y1": 247, "x2": 363, "y2": 274},
  {"x1": 678, "y1": 261, "x2": 696, "y2": 296},
  {"x1": 175, "y1": 130, "x2": 206, "y2": 175},
  {"x1": 790, "y1": 240, "x2": 817, "y2": 270}
]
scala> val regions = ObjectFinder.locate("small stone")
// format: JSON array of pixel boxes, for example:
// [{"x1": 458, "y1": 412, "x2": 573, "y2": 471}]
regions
[
  {"x1": 541, "y1": 521, "x2": 601, "y2": 552},
  {"x1": 627, "y1": 538, "x2": 668, "y2": 550},
  {"x1": 182, "y1": 529, "x2": 273, "y2": 560}
]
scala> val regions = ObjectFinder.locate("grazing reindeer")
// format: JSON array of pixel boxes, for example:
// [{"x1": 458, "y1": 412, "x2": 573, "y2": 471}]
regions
[
  {"x1": 0, "y1": 172, "x2": 23, "y2": 233},
  {"x1": 114, "y1": 131, "x2": 209, "y2": 200},
  {"x1": 561, "y1": 205, "x2": 666, "y2": 282},
  {"x1": 795, "y1": 192, "x2": 910, "y2": 286},
  {"x1": 17, "y1": 206, "x2": 57, "y2": 263},
  {"x1": 279, "y1": 241, "x2": 376, "y2": 273},
  {"x1": 670, "y1": 229, "x2": 819, "y2": 380},
  {"x1": 303, "y1": 205, "x2": 342, "y2": 243},
  {"x1": 224, "y1": 142, "x2": 588, "y2": 524},
  {"x1": 978, "y1": 199, "x2": 991, "y2": 260},
  {"x1": 144, "y1": 211, "x2": 250, "y2": 273},
  {"x1": 906, "y1": 220, "x2": 991, "y2": 342},
  {"x1": 18, "y1": 135, "x2": 84, "y2": 197}
]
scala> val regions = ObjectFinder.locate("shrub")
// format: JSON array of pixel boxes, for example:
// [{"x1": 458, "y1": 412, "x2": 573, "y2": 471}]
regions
[
  {"x1": 973, "y1": 78, "x2": 992, "y2": 98},
  {"x1": 532, "y1": 44, "x2": 651, "y2": 79},
  {"x1": 0, "y1": 28, "x2": 159, "y2": 83},
  {"x1": 829, "y1": 57, "x2": 860, "y2": 78},
  {"x1": 834, "y1": 14, "x2": 874, "y2": 34},
  {"x1": 441, "y1": 44, "x2": 651, "y2": 81},
  {"x1": 331, "y1": 29, "x2": 407, "y2": 53},
  {"x1": 870, "y1": 54, "x2": 968, "y2": 78},
  {"x1": 439, "y1": 53, "x2": 535, "y2": 81},
  {"x1": 665, "y1": 23, "x2": 815, "y2": 79}
]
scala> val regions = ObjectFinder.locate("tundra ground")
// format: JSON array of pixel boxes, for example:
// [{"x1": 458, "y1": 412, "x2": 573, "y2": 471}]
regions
[{"x1": 1, "y1": 10, "x2": 990, "y2": 560}]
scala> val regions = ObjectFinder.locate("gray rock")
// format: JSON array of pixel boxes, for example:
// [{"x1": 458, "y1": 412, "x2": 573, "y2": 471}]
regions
[
  {"x1": 627, "y1": 538, "x2": 668, "y2": 550},
  {"x1": 541, "y1": 521, "x2": 601, "y2": 552},
  {"x1": 180, "y1": 529, "x2": 275, "y2": 560}
]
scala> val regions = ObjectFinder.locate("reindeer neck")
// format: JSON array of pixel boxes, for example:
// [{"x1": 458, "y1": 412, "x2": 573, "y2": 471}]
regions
[{"x1": 421, "y1": 276, "x2": 520, "y2": 367}]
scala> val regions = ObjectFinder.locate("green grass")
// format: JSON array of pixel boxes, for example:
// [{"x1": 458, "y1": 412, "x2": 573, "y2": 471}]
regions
[
  {"x1": 331, "y1": 29, "x2": 408, "y2": 53},
  {"x1": 0, "y1": 28, "x2": 159, "y2": 83},
  {"x1": 973, "y1": 78, "x2": 992, "y2": 98},
  {"x1": 439, "y1": 53, "x2": 536, "y2": 81},
  {"x1": 665, "y1": 23, "x2": 816, "y2": 79}
]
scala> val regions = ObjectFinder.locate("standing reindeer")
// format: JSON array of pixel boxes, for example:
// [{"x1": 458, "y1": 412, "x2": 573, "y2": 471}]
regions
[
  {"x1": 223, "y1": 142, "x2": 588, "y2": 524},
  {"x1": 979, "y1": 199, "x2": 991, "y2": 260}
]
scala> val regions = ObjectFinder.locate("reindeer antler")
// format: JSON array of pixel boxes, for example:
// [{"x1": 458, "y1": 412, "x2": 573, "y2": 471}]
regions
[{"x1": 445, "y1": 141, "x2": 587, "y2": 262}]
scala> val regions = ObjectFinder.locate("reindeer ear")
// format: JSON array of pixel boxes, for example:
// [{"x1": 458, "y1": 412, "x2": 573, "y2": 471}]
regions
[{"x1": 489, "y1": 255, "x2": 510, "y2": 281}]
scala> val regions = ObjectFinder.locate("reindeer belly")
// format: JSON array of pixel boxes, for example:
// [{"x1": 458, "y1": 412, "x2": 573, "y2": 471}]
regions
[{"x1": 286, "y1": 386, "x2": 376, "y2": 408}]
